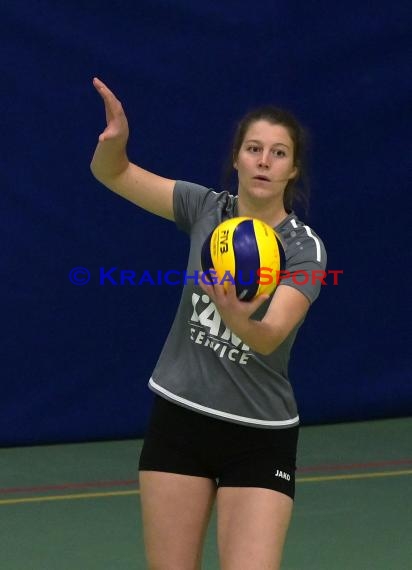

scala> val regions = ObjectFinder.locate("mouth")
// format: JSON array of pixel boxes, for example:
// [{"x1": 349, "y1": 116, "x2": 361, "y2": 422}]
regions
[{"x1": 253, "y1": 175, "x2": 271, "y2": 182}]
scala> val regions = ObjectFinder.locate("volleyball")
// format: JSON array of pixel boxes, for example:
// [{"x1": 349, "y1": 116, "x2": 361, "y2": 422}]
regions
[{"x1": 201, "y1": 217, "x2": 285, "y2": 301}]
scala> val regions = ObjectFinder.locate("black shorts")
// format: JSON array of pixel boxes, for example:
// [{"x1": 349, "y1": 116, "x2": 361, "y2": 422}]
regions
[{"x1": 139, "y1": 396, "x2": 299, "y2": 500}]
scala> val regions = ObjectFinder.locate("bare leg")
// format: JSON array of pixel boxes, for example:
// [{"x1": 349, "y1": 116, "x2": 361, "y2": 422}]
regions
[
  {"x1": 217, "y1": 487, "x2": 293, "y2": 570},
  {"x1": 139, "y1": 471, "x2": 217, "y2": 570}
]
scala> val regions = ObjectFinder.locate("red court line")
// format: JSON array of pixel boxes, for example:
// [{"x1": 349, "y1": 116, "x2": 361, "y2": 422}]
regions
[{"x1": 1, "y1": 458, "x2": 411, "y2": 496}]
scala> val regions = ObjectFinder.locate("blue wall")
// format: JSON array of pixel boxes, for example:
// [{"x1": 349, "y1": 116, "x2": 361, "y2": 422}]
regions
[{"x1": 2, "y1": 1, "x2": 411, "y2": 445}]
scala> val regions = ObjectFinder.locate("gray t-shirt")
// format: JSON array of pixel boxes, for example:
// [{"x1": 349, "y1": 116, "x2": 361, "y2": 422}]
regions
[{"x1": 148, "y1": 180, "x2": 327, "y2": 428}]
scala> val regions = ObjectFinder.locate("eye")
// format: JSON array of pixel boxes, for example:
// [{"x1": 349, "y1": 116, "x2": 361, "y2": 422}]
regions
[
  {"x1": 246, "y1": 145, "x2": 261, "y2": 153},
  {"x1": 272, "y1": 149, "x2": 286, "y2": 157}
]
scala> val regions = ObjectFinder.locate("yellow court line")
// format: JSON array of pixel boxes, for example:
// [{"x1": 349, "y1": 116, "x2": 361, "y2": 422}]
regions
[
  {"x1": 297, "y1": 469, "x2": 412, "y2": 483},
  {"x1": 1, "y1": 469, "x2": 412, "y2": 506},
  {"x1": 0, "y1": 489, "x2": 139, "y2": 506}
]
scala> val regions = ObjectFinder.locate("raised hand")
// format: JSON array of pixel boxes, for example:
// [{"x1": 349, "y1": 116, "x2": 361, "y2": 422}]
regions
[
  {"x1": 93, "y1": 77, "x2": 129, "y2": 144},
  {"x1": 90, "y1": 77, "x2": 175, "y2": 220}
]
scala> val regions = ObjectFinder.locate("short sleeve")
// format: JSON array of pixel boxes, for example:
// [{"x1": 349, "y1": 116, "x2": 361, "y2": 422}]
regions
[
  {"x1": 280, "y1": 227, "x2": 327, "y2": 304},
  {"x1": 173, "y1": 180, "x2": 219, "y2": 233}
]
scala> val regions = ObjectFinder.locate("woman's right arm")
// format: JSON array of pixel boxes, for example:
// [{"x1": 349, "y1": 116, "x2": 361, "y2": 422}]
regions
[{"x1": 90, "y1": 77, "x2": 175, "y2": 221}]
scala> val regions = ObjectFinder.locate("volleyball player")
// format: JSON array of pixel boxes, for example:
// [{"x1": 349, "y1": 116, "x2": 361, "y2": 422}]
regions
[{"x1": 91, "y1": 77, "x2": 326, "y2": 570}]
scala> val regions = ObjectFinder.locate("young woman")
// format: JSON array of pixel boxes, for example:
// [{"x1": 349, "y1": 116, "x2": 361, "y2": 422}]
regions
[{"x1": 91, "y1": 77, "x2": 326, "y2": 570}]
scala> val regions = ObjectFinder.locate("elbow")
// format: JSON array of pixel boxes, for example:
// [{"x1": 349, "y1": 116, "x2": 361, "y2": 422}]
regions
[
  {"x1": 253, "y1": 330, "x2": 286, "y2": 355},
  {"x1": 254, "y1": 339, "x2": 281, "y2": 356},
  {"x1": 252, "y1": 322, "x2": 289, "y2": 355},
  {"x1": 258, "y1": 347, "x2": 274, "y2": 356}
]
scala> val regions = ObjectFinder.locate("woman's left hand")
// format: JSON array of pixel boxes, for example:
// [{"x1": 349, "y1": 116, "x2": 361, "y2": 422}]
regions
[{"x1": 199, "y1": 272, "x2": 269, "y2": 331}]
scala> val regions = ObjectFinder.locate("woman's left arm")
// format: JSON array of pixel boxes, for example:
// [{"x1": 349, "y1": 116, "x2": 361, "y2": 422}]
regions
[{"x1": 199, "y1": 281, "x2": 310, "y2": 355}]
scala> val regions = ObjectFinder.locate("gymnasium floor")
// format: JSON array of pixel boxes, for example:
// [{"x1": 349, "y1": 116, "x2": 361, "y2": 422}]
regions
[{"x1": 0, "y1": 417, "x2": 411, "y2": 569}]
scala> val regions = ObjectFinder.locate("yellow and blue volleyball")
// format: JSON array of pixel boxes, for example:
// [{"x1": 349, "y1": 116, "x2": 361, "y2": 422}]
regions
[{"x1": 201, "y1": 217, "x2": 285, "y2": 301}]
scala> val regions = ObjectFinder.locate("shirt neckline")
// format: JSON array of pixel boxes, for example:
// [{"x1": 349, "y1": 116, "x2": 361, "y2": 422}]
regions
[{"x1": 232, "y1": 195, "x2": 295, "y2": 231}]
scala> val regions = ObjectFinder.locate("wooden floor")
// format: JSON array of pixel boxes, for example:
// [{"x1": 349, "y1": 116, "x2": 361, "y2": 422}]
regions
[{"x1": 0, "y1": 416, "x2": 411, "y2": 569}]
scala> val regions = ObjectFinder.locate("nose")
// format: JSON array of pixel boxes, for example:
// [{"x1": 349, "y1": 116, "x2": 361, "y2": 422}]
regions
[{"x1": 258, "y1": 150, "x2": 271, "y2": 168}]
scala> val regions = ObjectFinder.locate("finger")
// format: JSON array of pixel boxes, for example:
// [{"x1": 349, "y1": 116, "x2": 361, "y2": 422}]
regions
[
  {"x1": 98, "y1": 122, "x2": 122, "y2": 142},
  {"x1": 198, "y1": 279, "x2": 209, "y2": 296},
  {"x1": 199, "y1": 270, "x2": 213, "y2": 287},
  {"x1": 93, "y1": 76, "x2": 105, "y2": 89},
  {"x1": 248, "y1": 293, "x2": 270, "y2": 310},
  {"x1": 93, "y1": 78, "x2": 121, "y2": 110},
  {"x1": 93, "y1": 77, "x2": 116, "y2": 99},
  {"x1": 212, "y1": 281, "x2": 229, "y2": 305},
  {"x1": 199, "y1": 279, "x2": 215, "y2": 302},
  {"x1": 92, "y1": 77, "x2": 122, "y2": 123},
  {"x1": 98, "y1": 128, "x2": 112, "y2": 143},
  {"x1": 200, "y1": 269, "x2": 217, "y2": 286},
  {"x1": 223, "y1": 281, "x2": 237, "y2": 298}
]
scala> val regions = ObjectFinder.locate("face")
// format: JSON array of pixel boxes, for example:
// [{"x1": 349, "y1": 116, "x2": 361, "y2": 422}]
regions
[{"x1": 234, "y1": 120, "x2": 297, "y2": 203}]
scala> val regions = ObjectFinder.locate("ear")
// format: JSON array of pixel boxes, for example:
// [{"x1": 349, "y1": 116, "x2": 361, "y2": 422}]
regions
[
  {"x1": 233, "y1": 158, "x2": 238, "y2": 170},
  {"x1": 289, "y1": 165, "x2": 298, "y2": 179}
]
